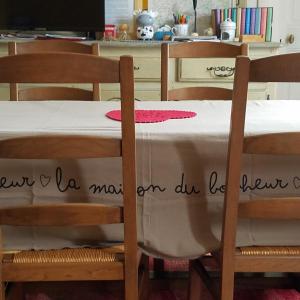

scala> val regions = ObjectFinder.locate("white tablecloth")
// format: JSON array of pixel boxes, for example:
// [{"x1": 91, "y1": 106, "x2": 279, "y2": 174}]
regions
[{"x1": 0, "y1": 100, "x2": 300, "y2": 258}]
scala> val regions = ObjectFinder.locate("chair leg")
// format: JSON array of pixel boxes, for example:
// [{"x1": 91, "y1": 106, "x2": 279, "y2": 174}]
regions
[
  {"x1": 0, "y1": 283, "x2": 4, "y2": 300},
  {"x1": 153, "y1": 258, "x2": 164, "y2": 279},
  {"x1": 125, "y1": 264, "x2": 138, "y2": 300},
  {"x1": 7, "y1": 283, "x2": 23, "y2": 300},
  {"x1": 220, "y1": 266, "x2": 234, "y2": 300},
  {"x1": 188, "y1": 261, "x2": 202, "y2": 300},
  {"x1": 139, "y1": 254, "x2": 150, "y2": 300}
]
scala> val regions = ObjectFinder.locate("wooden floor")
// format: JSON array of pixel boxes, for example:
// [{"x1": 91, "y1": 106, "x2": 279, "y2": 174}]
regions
[
  {"x1": 7, "y1": 279, "x2": 190, "y2": 300},
  {"x1": 8, "y1": 277, "x2": 300, "y2": 300}
]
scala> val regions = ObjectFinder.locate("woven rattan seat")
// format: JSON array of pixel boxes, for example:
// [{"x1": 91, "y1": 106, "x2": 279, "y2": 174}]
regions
[
  {"x1": 3, "y1": 246, "x2": 125, "y2": 264},
  {"x1": 238, "y1": 246, "x2": 300, "y2": 256}
]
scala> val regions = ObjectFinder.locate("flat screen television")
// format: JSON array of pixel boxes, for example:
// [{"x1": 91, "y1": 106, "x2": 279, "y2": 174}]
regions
[{"x1": 0, "y1": 0, "x2": 105, "y2": 34}]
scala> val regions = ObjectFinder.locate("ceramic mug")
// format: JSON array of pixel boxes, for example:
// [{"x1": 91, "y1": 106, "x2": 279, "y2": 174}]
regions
[{"x1": 172, "y1": 24, "x2": 189, "y2": 36}]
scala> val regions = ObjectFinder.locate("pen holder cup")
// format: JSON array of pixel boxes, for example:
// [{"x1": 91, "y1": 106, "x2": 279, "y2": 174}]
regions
[{"x1": 172, "y1": 24, "x2": 189, "y2": 36}]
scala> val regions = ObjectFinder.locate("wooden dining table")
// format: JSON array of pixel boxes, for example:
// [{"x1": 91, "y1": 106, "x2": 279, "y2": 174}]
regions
[{"x1": 0, "y1": 99, "x2": 300, "y2": 259}]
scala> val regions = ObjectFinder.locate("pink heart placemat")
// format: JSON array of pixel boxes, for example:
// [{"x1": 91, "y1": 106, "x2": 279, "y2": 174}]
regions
[{"x1": 106, "y1": 110, "x2": 197, "y2": 123}]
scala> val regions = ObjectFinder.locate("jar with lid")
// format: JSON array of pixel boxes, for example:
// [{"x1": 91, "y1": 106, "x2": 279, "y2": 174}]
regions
[{"x1": 220, "y1": 18, "x2": 236, "y2": 41}]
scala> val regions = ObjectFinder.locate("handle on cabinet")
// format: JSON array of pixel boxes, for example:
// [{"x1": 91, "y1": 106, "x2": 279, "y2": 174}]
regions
[
  {"x1": 134, "y1": 66, "x2": 140, "y2": 70},
  {"x1": 207, "y1": 66, "x2": 235, "y2": 77},
  {"x1": 288, "y1": 34, "x2": 295, "y2": 44}
]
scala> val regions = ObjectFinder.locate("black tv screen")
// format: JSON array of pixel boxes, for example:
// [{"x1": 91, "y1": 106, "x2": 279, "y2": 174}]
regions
[{"x1": 0, "y1": 0, "x2": 105, "y2": 32}]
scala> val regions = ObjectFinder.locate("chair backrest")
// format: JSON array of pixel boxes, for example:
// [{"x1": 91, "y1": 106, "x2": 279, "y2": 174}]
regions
[
  {"x1": 221, "y1": 53, "x2": 300, "y2": 277},
  {"x1": 161, "y1": 42, "x2": 248, "y2": 101},
  {"x1": 0, "y1": 51, "x2": 136, "y2": 257},
  {"x1": 8, "y1": 40, "x2": 100, "y2": 101}
]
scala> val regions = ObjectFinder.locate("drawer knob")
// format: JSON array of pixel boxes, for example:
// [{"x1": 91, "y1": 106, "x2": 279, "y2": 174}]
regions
[
  {"x1": 288, "y1": 34, "x2": 295, "y2": 44},
  {"x1": 207, "y1": 66, "x2": 235, "y2": 77},
  {"x1": 134, "y1": 66, "x2": 140, "y2": 71}
]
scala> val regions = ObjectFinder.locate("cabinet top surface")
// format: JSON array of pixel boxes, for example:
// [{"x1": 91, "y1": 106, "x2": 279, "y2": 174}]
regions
[{"x1": 0, "y1": 38, "x2": 283, "y2": 49}]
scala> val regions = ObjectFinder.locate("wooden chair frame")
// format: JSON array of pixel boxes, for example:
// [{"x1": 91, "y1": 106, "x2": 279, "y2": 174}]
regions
[
  {"x1": 161, "y1": 42, "x2": 248, "y2": 101},
  {"x1": 190, "y1": 53, "x2": 300, "y2": 300},
  {"x1": 0, "y1": 53, "x2": 147, "y2": 300},
  {"x1": 8, "y1": 40, "x2": 100, "y2": 101}
]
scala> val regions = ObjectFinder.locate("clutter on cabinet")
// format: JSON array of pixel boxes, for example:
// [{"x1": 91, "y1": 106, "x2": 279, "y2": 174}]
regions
[
  {"x1": 204, "y1": 27, "x2": 214, "y2": 36},
  {"x1": 104, "y1": 24, "x2": 117, "y2": 40},
  {"x1": 134, "y1": 10, "x2": 158, "y2": 40},
  {"x1": 172, "y1": 14, "x2": 191, "y2": 36},
  {"x1": 153, "y1": 25, "x2": 174, "y2": 41},
  {"x1": 239, "y1": 34, "x2": 265, "y2": 42},
  {"x1": 220, "y1": 18, "x2": 236, "y2": 41},
  {"x1": 192, "y1": 0, "x2": 198, "y2": 34},
  {"x1": 118, "y1": 24, "x2": 129, "y2": 40},
  {"x1": 211, "y1": 7, "x2": 273, "y2": 42},
  {"x1": 171, "y1": 35, "x2": 218, "y2": 42}
]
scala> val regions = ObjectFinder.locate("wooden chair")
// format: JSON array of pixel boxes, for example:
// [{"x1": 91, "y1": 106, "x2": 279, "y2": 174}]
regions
[
  {"x1": 190, "y1": 53, "x2": 300, "y2": 300},
  {"x1": 157, "y1": 41, "x2": 249, "y2": 279},
  {"x1": 8, "y1": 40, "x2": 100, "y2": 101},
  {"x1": 161, "y1": 42, "x2": 248, "y2": 101},
  {"x1": 0, "y1": 52, "x2": 148, "y2": 300}
]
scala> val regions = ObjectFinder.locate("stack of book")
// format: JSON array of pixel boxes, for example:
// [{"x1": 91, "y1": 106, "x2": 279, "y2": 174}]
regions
[{"x1": 211, "y1": 7, "x2": 273, "y2": 42}]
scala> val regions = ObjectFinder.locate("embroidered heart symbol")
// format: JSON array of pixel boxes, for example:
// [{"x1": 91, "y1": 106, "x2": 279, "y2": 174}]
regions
[
  {"x1": 40, "y1": 175, "x2": 51, "y2": 187},
  {"x1": 293, "y1": 176, "x2": 300, "y2": 189},
  {"x1": 106, "y1": 110, "x2": 197, "y2": 123}
]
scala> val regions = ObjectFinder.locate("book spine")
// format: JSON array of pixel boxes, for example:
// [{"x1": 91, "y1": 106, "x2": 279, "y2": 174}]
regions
[
  {"x1": 215, "y1": 9, "x2": 221, "y2": 37},
  {"x1": 255, "y1": 8, "x2": 261, "y2": 35},
  {"x1": 250, "y1": 8, "x2": 256, "y2": 34},
  {"x1": 236, "y1": 7, "x2": 241, "y2": 38},
  {"x1": 211, "y1": 10, "x2": 216, "y2": 35},
  {"x1": 241, "y1": 8, "x2": 246, "y2": 35},
  {"x1": 265, "y1": 7, "x2": 273, "y2": 42},
  {"x1": 260, "y1": 7, "x2": 268, "y2": 38},
  {"x1": 221, "y1": 9, "x2": 224, "y2": 22},
  {"x1": 245, "y1": 8, "x2": 251, "y2": 34},
  {"x1": 228, "y1": 8, "x2": 232, "y2": 19},
  {"x1": 224, "y1": 8, "x2": 228, "y2": 20},
  {"x1": 231, "y1": 8, "x2": 237, "y2": 24}
]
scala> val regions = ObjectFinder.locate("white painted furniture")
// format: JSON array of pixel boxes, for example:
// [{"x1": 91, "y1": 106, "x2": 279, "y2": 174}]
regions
[{"x1": 0, "y1": 40, "x2": 281, "y2": 100}]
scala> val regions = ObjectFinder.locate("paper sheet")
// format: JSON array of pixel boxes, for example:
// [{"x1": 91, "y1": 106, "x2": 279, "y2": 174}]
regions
[{"x1": 105, "y1": 0, "x2": 134, "y2": 25}]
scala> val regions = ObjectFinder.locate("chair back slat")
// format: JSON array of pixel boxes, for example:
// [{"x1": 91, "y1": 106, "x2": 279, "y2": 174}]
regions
[
  {"x1": 249, "y1": 53, "x2": 300, "y2": 82},
  {"x1": 0, "y1": 136, "x2": 121, "y2": 159},
  {"x1": 0, "y1": 53, "x2": 119, "y2": 84},
  {"x1": 168, "y1": 42, "x2": 248, "y2": 58},
  {"x1": 244, "y1": 132, "x2": 300, "y2": 155},
  {"x1": 239, "y1": 199, "x2": 300, "y2": 220},
  {"x1": 0, "y1": 204, "x2": 123, "y2": 226},
  {"x1": 18, "y1": 87, "x2": 94, "y2": 101},
  {"x1": 9, "y1": 40, "x2": 98, "y2": 55},
  {"x1": 168, "y1": 87, "x2": 232, "y2": 101}
]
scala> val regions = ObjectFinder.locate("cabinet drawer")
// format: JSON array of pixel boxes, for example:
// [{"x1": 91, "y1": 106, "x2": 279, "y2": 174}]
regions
[
  {"x1": 134, "y1": 58, "x2": 160, "y2": 82},
  {"x1": 178, "y1": 58, "x2": 236, "y2": 82},
  {"x1": 79, "y1": 56, "x2": 161, "y2": 83}
]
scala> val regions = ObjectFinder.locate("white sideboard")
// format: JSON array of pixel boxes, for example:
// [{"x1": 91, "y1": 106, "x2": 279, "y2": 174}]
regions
[{"x1": 0, "y1": 40, "x2": 282, "y2": 101}]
